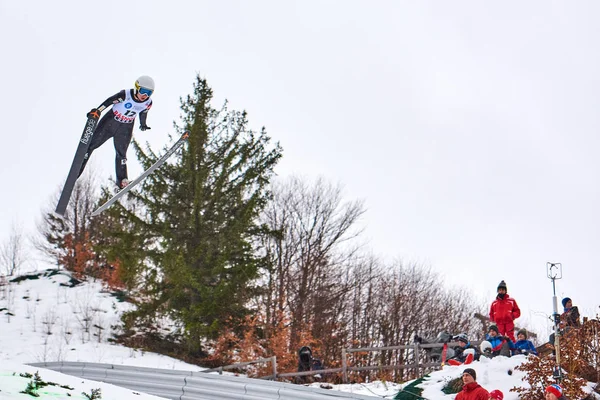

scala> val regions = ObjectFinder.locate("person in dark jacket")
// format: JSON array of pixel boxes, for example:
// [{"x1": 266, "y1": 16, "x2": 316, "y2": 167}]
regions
[
  {"x1": 456, "y1": 368, "x2": 489, "y2": 400},
  {"x1": 296, "y1": 346, "x2": 313, "y2": 383},
  {"x1": 513, "y1": 329, "x2": 537, "y2": 356},
  {"x1": 449, "y1": 333, "x2": 481, "y2": 365},
  {"x1": 486, "y1": 325, "x2": 514, "y2": 357},
  {"x1": 549, "y1": 297, "x2": 582, "y2": 345},
  {"x1": 560, "y1": 297, "x2": 580, "y2": 328},
  {"x1": 545, "y1": 383, "x2": 568, "y2": 400},
  {"x1": 489, "y1": 280, "x2": 521, "y2": 341}
]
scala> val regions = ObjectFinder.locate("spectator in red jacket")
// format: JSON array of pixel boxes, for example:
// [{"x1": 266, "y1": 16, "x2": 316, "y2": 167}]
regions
[
  {"x1": 489, "y1": 280, "x2": 521, "y2": 341},
  {"x1": 456, "y1": 368, "x2": 489, "y2": 400}
]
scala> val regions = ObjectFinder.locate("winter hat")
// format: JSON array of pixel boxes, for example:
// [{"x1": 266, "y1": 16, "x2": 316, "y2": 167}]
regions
[
  {"x1": 546, "y1": 384, "x2": 563, "y2": 398},
  {"x1": 562, "y1": 297, "x2": 571, "y2": 308},
  {"x1": 489, "y1": 325, "x2": 499, "y2": 334},
  {"x1": 455, "y1": 333, "x2": 469, "y2": 344},
  {"x1": 489, "y1": 389, "x2": 504, "y2": 400},
  {"x1": 517, "y1": 329, "x2": 528, "y2": 339},
  {"x1": 497, "y1": 280, "x2": 507, "y2": 291},
  {"x1": 463, "y1": 368, "x2": 476, "y2": 380}
]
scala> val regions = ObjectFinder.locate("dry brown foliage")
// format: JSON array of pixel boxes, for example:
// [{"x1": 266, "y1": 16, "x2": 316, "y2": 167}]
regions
[
  {"x1": 513, "y1": 319, "x2": 600, "y2": 399},
  {"x1": 60, "y1": 232, "x2": 98, "y2": 280}
]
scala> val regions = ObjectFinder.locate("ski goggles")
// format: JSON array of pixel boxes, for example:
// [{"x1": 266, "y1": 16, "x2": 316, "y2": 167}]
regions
[{"x1": 135, "y1": 83, "x2": 153, "y2": 96}]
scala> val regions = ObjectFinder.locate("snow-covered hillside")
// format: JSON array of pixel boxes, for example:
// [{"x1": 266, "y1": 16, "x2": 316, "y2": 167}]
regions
[
  {"x1": 0, "y1": 269, "x2": 198, "y2": 369},
  {"x1": 1, "y1": 269, "x2": 593, "y2": 399}
]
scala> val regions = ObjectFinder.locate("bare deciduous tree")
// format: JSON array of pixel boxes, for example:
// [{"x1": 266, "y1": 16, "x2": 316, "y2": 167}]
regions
[
  {"x1": 34, "y1": 170, "x2": 100, "y2": 271},
  {"x1": 3, "y1": 279, "x2": 17, "y2": 323},
  {"x1": 0, "y1": 222, "x2": 27, "y2": 276},
  {"x1": 348, "y1": 260, "x2": 484, "y2": 381},
  {"x1": 72, "y1": 289, "x2": 100, "y2": 343},
  {"x1": 258, "y1": 176, "x2": 366, "y2": 351},
  {"x1": 42, "y1": 309, "x2": 59, "y2": 336},
  {"x1": 251, "y1": 175, "x2": 488, "y2": 381},
  {"x1": 94, "y1": 315, "x2": 106, "y2": 343},
  {"x1": 61, "y1": 318, "x2": 73, "y2": 345}
]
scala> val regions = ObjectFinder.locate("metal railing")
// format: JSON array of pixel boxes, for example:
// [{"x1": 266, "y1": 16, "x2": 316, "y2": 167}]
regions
[
  {"x1": 199, "y1": 341, "x2": 472, "y2": 383},
  {"x1": 29, "y1": 362, "x2": 379, "y2": 400},
  {"x1": 202, "y1": 356, "x2": 278, "y2": 378},
  {"x1": 28, "y1": 340, "x2": 473, "y2": 399}
]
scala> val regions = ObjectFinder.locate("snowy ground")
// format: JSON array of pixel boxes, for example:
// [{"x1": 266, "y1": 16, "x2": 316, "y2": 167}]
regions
[
  {"x1": 0, "y1": 269, "x2": 589, "y2": 399},
  {"x1": 307, "y1": 356, "x2": 530, "y2": 399},
  {"x1": 418, "y1": 356, "x2": 528, "y2": 399},
  {"x1": 0, "y1": 269, "x2": 199, "y2": 370},
  {"x1": 0, "y1": 361, "x2": 167, "y2": 400}
]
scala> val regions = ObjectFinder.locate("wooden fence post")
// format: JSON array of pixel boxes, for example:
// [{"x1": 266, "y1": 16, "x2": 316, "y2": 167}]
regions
[
  {"x1": 342, "y1": 348, "x2": 348, "y2": 384},
  {"x1": 271, "y1": 356, "x2": 277, "y2": 380},
  {"x1": 413, "y1": 343, "x2": 420, "y2": 378}
]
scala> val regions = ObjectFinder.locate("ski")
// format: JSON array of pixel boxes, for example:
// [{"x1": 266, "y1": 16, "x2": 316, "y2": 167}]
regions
[
  {"x1": 55, "y1": 117, "x2": 98, "y2": 216},
  {"x1": 91, "y1": 131, "x2": 190, "y2": 216}
]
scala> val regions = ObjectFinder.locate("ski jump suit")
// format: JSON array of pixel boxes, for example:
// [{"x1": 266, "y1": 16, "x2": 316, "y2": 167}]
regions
[{"x1": 79, "y1": 89, "x2": 152, "y2": 185}]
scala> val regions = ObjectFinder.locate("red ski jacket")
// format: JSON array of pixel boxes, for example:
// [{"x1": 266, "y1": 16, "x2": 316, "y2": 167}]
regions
[
  {"x1": 489, "y1": 294, "x2": 521, "y2": 324},
  {"x1": 456, "y1": 382, "x2": 489, "y2": 400}
]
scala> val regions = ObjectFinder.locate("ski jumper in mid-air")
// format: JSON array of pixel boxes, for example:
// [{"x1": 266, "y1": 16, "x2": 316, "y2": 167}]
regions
[{"x1": 79, "y1": 75, "x2": 154, "y2": 189}]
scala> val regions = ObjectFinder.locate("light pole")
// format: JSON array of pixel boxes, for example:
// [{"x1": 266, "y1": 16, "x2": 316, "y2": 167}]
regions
[{"x1": 546, "y1": 262, "x2": 563, "y2": 382}]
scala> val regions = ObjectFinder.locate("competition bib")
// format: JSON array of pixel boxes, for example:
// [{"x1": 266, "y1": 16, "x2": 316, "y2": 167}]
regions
[{"x1": 112, "y1": 89, "x2": 152, "y2": 123}]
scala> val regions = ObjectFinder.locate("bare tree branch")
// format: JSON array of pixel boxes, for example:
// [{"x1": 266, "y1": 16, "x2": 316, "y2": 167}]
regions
[{"x1": 0, "y1": 221, "x2": 27, "y2": 276}]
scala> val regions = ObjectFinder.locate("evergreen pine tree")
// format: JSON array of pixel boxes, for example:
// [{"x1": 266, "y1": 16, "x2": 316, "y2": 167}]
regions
[{"x1": 101, "y1": 75, "x2": 282, "y2": 353}]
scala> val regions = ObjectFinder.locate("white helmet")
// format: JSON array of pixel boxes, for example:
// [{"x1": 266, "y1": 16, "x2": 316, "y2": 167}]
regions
[{"x1": 135, "y1": 75, "x2": 155, "y2": 96}]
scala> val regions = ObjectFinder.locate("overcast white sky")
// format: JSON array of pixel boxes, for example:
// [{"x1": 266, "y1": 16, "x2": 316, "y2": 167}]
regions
[{"x1": 2, "y1": 1, "x2": 599, "y2": 337}]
